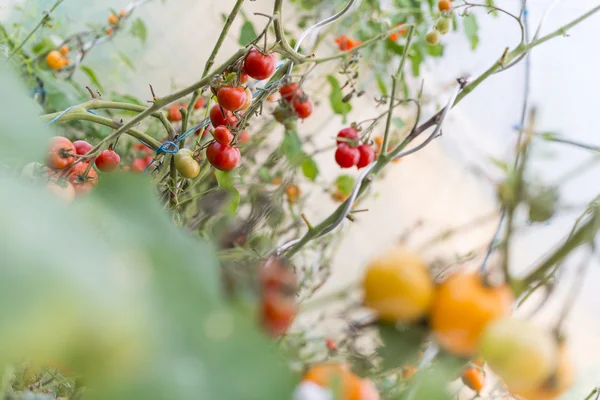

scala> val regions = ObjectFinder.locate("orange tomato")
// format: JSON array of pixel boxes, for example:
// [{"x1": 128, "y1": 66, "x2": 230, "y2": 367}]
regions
[
  {"x1": 438, "y1": 0, "x2": 452, "y2": 11},
  {"x1": 47, "y1": 136, "x2": 76, "y2": 169},
  {"x1": 334, "y1": 35, "x2": 362, "y2": 51},
  {"x1": 46, "y1": 50, "x2": 66, "y2": 70},
  {"x1": 303, "y1": 363, "x2": 373, "y2": 400},
  {"x1": 430, "y1": 273, "x2": 513, "y2": 356},
  {"x1": 402, "y1": 365, "x2": 417, "y2": 380},
  {"x1": 59, "y1": 45, "x2": 69, "y2": 55},
  {"x1": 512, "y1": 344, "x2": 574, "y2": 400},
  {"x1": 108, "y1": 13, "x2": 118, "y2": 25},
  {"x1": 388, "y1": 24, "x2": 407, "y2": 41},
  {"x1": 106, "y1": 27, "x2": 113, "y2": 35},
  {"x1": 363, "y1": 247, "x2": 434, "y2": 323},
  {"x1": 331, "y1": 190, "x2": 349, "y2": 202},
  {"x1": 271, "y1": 176, "x2": 282, "y2": 185},
  {"x1": 119, "y1": 9, "x2": 127, "y2": 17},
  {"x1": 286, "y1": 185, "x2": 300, "y2": 204},
  {"x1": 462, "y1": 367, "x2": 485, "y2": 393}
]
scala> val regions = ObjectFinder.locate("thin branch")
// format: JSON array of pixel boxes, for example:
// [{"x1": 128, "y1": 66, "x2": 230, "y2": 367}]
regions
[{"x1": 9, "y1": 0, "x2": 65, "y2": 59}]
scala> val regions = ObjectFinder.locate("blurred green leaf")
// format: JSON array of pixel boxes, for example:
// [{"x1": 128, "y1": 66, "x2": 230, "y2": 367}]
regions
[
  {"x1": 376, "y1": 74, "x2": 388, "y2": 96},
  {"x1": 463, "y1": 14, "x2": 479, "y2": 50},
  {"x1": 376, "y1": 324, "x2": 428, "y2": 370},
  {"x1": 215, "y1": 170, "x2": 241, "y2": 213},
  {"x1": 118, "y1": 51, "x2": 136, "y2": 71},
  {"x1": 327, "y1": 75, "x2": 352, "y2": 119},
  {"x1": 335, "y1": 175, "x2": 355, "y2": 196},
  {"x1": 80, "y1": 65, "x2": 104, "y2": 92},
  {"x1": 31, "y1": 37, "x2": 54, "y2": 56},
  {"x1": 301, "y1": 157, "x2": 319, "y2": 181},
  {"x1": 392, "y1": 117, "x2": 405, "y2": 129},
  {"x1": 239, "y1": 20, "x2": 257, "y2": 46},
  {"x1": 410, "y1": 45, "x2": 423, "y2": 77},
  {"x1": 282, "y1": 130, "x2": 305, "y2": 167},
  {"x1": 488, "y1": 157, "x2": 508, "y2": 172},
  {"x1": 130, "y1": 18, "x2": 147, "y2": 45}
]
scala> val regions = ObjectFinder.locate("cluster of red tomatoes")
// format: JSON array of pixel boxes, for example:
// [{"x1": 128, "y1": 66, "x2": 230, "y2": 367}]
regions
[
  {"x1": 273, "y1": 82, "x2": 314, "y2": 125},
  {"x1": 334, "y1": 127, "x2": 375, "y2": 169},
  {"x1": 362, "y1": 246, "x2": 573, "y2": 399},
  {"x1": 31, "y1": 136, "x2": 121, "y2": 203}
]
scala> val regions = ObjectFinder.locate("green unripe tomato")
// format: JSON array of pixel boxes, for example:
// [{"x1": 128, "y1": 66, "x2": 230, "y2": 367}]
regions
[
  {"x1": 21, "y1": 162, "x2": 46, "y2": 180},
  {"x1": 426, "y1": 31, "x2": 440, "y2": 45},
  {"x1": 174, "y1": 148, "x2": 193, "y2": 164},
  {"x1": 436, "y1": 18, "x2": 451, "y2": 35},
  {"x1": 175, "y1": 156, "x2": 200, "y2": 179},
  {"x1": 480, "y1": 317, "x2": 558, "y2": 391}
]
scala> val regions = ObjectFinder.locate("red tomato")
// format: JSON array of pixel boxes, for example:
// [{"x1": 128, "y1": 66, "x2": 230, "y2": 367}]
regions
[
  {"x1": 326, "y1": 338, "x2": 337, "y2": 352},
  {"x1": 217, "y1": 86, "x2": 246, "y2": 111},
  {"x1": 293, "y1": 98, "x2": 313, "y2": 119},
  {"x1": 243, "y1": 49, "x2": 277, "y2": 81},
  {"x1": 206, "y1": 142, "x2": 240, "y2": 171},
  {"x1": 357, "y1": 144, "x2": 375, "y2": 169},
  {"x1": 195, "y1": 123, "x2": 212, "y2": 137},
  {"x1": 279, "y1": 83, "x2": 301, "y2": 102},
  {"x1": 68, "y1": 162, "x2": 98, "y2": 196},
  {"x1": 335, "y1": 143, "x2": 360, "y2": 168},
  {"x1": 130, "y1": 157, "x2": 152, "y2": 174},
  {"x1": 95, "y1": 149, "x2": 121, "y2": 172},
  {"x1": 213, "y1": 126, "x2": 234, "y2": 145},
  {"x1": 209, "y1": 104, "x2": 238, "y2": 128},
  {"x1": 73, "y1": 140, "x2": 93, "y2": 155},
  {"x1": 240, "y1": 71, "x2": 249, "y2": 83},
  {"x1": 167, "y1": 104, "x2": 183, "y2": 122},
  {"x1": 261, "y1": 291, "x2": 296, "y2": 337},
  {"x1": 238, "y1": 130, "x2": 250, "y2": 144},
  {"x1": 260, "y1": 257, "x2": 297, "y2": 292},
  {"x1": 336, "y1": 127, "x2": 359, "y2": 145},
  {"x1": 47, "y1": 136, "x2": 76, "y2": 169},
  {"x1": 193, "y1": 97, "x2": 205, "y2": 110}
]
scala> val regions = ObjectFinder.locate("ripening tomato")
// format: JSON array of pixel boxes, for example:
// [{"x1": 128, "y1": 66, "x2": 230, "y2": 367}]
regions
[
  {"x1": 462, "y1": 367, "x2": 485, "y2": 393},
  {"x1": 279, "y1": 83, "x2": 301, "y2": 102},
  {"x1": 334, "y1": 35, "x2": 362, "y2": 51},
  {"x1": 239, "y1": 71, "x2": 249, "y2": 83},
  {"x1": 480, "y1": 317, "x2": 557, "y2": 392},
  {"x1": 108, "y1": 13, "x2": 118, "y2": 24},
  {"x1": 388, "y1": 24, "x2": 408, "y2": 41},
  {"x1": 213, "y1": 126, "x2": 234, "y2": 145},
  {"x1": 436, "y1": 18, "x2": 451, "y2": 35},
  {"x1": 357, "y1": 144, "x2": 375, "y2": 169},
  {"x1": 286, "y1": 184, "x2": 300, "y2": 204},
  {"x1": 430, "y1": 273, "x2": 513, "y2": 356},
  {"x1": 241, "y1": 87, "x2": 253, "y2": 110},
  {"x1": 209, "y1": 104, "x2": 238, "y2": 128},
  {"x1": 47, "y1": 136, "x2": 76, "y2": 169},
  {"x1": 73, "y1": 140, "x2": 93, "y2": 155},
  {"x1": 261, "y1": 291, "x2": 296, "y2": 336},
  {"x1": 59, "y1": 45, "x2": 69, "y2": 55},
  {"x1": 293, "y1": 98, "x2": 313, "y2": 119},
  {"x1": 206, "y1": 142, "x2": 240, "y2": 171},
  {"x1": 438, "y1": 0, "x2": 452, "y2": 11},
  {"x1": 363, "y1": 247, "x2": 434, "y2": 323},
  {"x1": 47, "y1": 181, "x2": 76, "y2": 204},
  {"x1": 193, "y1": 97, "x2": 205, "y2": 110},
  {"x1": 68, "y1": 162, "x2": 98, "y2": 196},
  {"x1": 303, "y1": 363, "x2": 364, "y2": 400},
  {"x1": 426, "y1": 31, "x2": 440, "y2": 45},
  {"x1": 95, "y1": 149, "x2": 120, "y2": 172},
  {"x1": 130, "y1": 157, "x2": 152, "y2": 174},
  {"x1": 337, "y1": 127, "x2": 359, "y2": 145},
  {"x1": 511, "y1": 344, "x2": 574, "y2": 400},
  {"x1": 238, "y1": 130, "x2": 250, "y2": 144},
  {"x1": 106, "y1": 27, "x2": 113, "y2": 35},
  {"x1": 119, "y1": 9, "x2": 127, "y2": 17},
  {"x1": 244, "y1": 49, "x2": 277, "y2": 80},
  {"x1": 217, "y1": 86, "x2": 247, "y2": 111},
  {"x1": 175, "y1": 155, "x2": 200, "y2": 179},
  {"x1": 335, "y1": 143, "x2": 360, "y2": 168},
  {"x1": 167, "y1": 104, "x2": 183, "y2": 122},
  {"x1": 46, "y1": 50, "x2": 66, "y2": 70},
  {"x1": 174, "y1": 148, "x2": 193, "y2": 163}
]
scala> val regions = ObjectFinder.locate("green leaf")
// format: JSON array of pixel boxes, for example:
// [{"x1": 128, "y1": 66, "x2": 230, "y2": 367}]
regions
[
  {"x1": 335, "y1": 175, "x2": 355, "y2": 196},
  {"x1": 410, "y1": 45, "x2": 424, "y2": 77},
  {"x1": 301, "y1": 157, "x2": 319, "y2": 181},
  {"x1": 130, "y1": 18, "x2": 147, "y2": 45},
  {"x1": 425, "y1": 42, "x2": 444, "y2": 57},
  {"x1": 463, "y1": 14, "x2": 479, "y2": 50},
  {"x1": 327, "y1": 75, "x2": 352, "y2": 118},
  {"x1": 118, "y1": 51, "x2": 136, "y2": 71},
  {"x1": 282, "y1": 130, "x2": 305, "y2": 166},
  {"x1": 486, "y1": 0, "x2": 499, "y2": 17},
  {"x1": 80, "y1": 65, "x2": 104, "y2": 92},
  {"x1": 488, "y1": 157, "x2": 509, "y2": 172},
  {"x1": 376, "y1": 324, "x2": 428, "y2": 370},
  {"x1": 375, "y1": 74, "x2": 388, "y2": 97},
  {"x1": 238, "y1": 20, "x2": 257, "y2": 46},
  {"x1": 31, "y1": 37, "x2": 55, "y2": 56},
  {"x1": 214, "y1": 170, "x2": 241, "y2": 213}
]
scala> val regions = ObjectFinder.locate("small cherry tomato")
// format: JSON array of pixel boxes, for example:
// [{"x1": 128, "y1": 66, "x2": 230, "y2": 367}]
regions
[
  {"x1": 47, "y1": 181, "x2": 76, "y2": 204},
  {"x1": 206, "y1": 142, "x2": 240, "y2": 171},
  {"x1": 108, "y1": 13, "x2": 118, "y2": 24},
  {"x1": 325, "y1": 338, "x2": 337, "y2": 352},
  {"x1": 193, "y1": 97, "x2": 205, "y2": 110},
  {"x1": 261, "y1": 291, "x2": 296, "y2": 336},
  {"x1": 426, "y1": 31, "x2": 440, "y2": 45},
  {"x1": 286, "y1": 184, "x2": 300, "y2": 204},
  {"x1": 438, "y1": 0, "x2": 452, "y2": 11},
  {"x1": 293, "y1": 98, "x2": 313, "y2": 119},
  {"x1": 73, "y1": 140, "x2": 93, "y2": 155},
  {"x1": 95, "y1": 149, "x2": 120, "y2": 172},
  {"x1": 46, "y1": 50, "x2": 66, "y2": 70},
  {"x1": 119, "y1": 9, "x2": 127, "y2": 17},
  {"x1": 357, "y1": 144, "x2": 375, "y2": 169},
  {"x1": 335, "y1": 143, "x2": 360, "y2": 168},
  {"x1": 68, "y1": 162, "x2": 98, "y2": 196},
  {"x1": 175, "y1": 155, "x2": 200, "y2": 179},
  {"x1": 217, "y1": 86, "x2": 247, "y2": 111},
  {"x1": 430, "y1": 273, "x2": 514, "y2": 356},
  {"x1": 239, "y1": 71, "x2": 249, "y2": 83},
  {"x1": 303, "y1": 364, "x2": 366, "y2": 399},
  {"x1": 238, "y1": 130, "x2": 250, "y2": 144},
  {"x1": 363, "y1": 246, "x2": 434, "y2": 323},
  {"x1": 47, "y1": 136, "x2": 76, "y2": 169},
  {"x1": 279, "y1": 83, "x2": 301, "y2": 102},
  {"x1": 209, "y1": 104, "x2": 238, "y2": 128},
  {"x1": 106, "y1": 27, "x2": 113, "y2": 35},
  {"x1": 462, "y1": 367, "x2": 485, "y2": 393},
  {"x1": 334, "y1": 35, "x2": 362, "y2": 51},
  {"x1": 213, "y1": 126, "x2": 234, "y2": 145},
  {"x1": 240, "y1": 87, "x2": 253, "y2": 110},
  {"x1": 59, "y1": 45, "x2": 69, "y2": 55},
  {"x1": 260, "y1": 257, "x2": 297, "y2": 293},
  {"x1": 436, "y1": 18, "x2": 451, "y2": 35},
  {"x1": 167, "y1": 104, "x2": 183, "y2": 122},
  {"x1": 336, "y1": 127, "x2": 359, "y2": 145},
  {"x1": 243, "y1": 49, "x2": 277, "y2": 81},
  {"x1": 130, "y1": 157, "x2": 151, "y2": 174}
]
